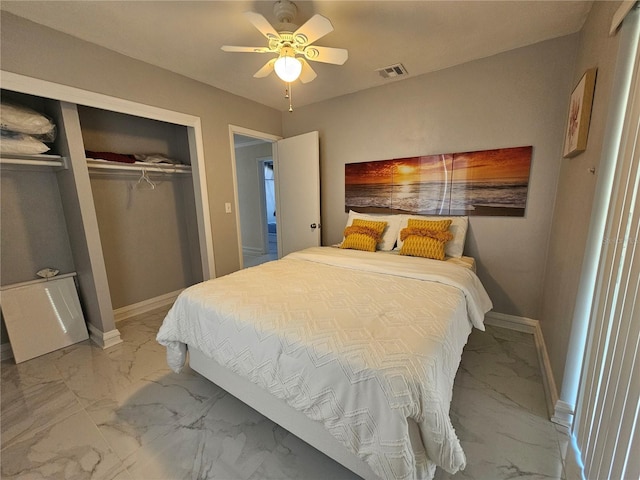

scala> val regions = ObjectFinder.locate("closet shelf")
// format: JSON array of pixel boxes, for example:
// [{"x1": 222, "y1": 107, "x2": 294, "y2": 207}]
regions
[
  {"x1": 86, "y1": 159, "x2": 192, "y2": 175},
  {"x1": 0, "y1": 154, "x2": 67, "y2": 170}
]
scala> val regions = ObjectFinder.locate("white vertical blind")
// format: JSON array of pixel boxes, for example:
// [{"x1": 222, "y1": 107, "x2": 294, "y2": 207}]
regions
[{"x1": 574, "y1": 6, "x2": 640, "y2": 479}]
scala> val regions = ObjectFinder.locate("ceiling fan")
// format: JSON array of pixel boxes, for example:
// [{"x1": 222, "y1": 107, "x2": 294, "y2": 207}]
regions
[{"x1": 221, "y1": 0, "x2": 348, "y2": 85}]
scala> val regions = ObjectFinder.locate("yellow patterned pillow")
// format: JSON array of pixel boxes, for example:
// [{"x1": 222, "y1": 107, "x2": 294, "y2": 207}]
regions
[
  {"x1": 340, "y1": 218, "x2": 387, "y2": 252},
  {"x1": 399, "y1": 219, "x2": 453, "y2": 260},
  {"x1": 407, "y1": 218, "x2": 452, "y2": 232}
]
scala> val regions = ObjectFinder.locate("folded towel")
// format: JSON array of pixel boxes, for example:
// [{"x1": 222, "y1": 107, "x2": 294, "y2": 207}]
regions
[{"x1": 85, "y1": 150, "x2": 136, "y2": 164}]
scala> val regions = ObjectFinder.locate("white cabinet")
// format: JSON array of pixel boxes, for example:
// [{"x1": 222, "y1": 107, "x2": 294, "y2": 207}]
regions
[{"x1": 0, "y1": 274, "x2": 89, "y2": 363}]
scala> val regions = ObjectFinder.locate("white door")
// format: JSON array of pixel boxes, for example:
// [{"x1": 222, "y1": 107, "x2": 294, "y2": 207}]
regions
[{"x1": 274, "y1": 131, "x2": 321, "y2": 257}]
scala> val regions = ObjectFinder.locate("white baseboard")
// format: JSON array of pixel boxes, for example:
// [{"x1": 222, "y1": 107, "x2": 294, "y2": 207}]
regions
[
  {"x1": 87, "y1": 323, "x2": 123, "y2": 349},
  {"x1": 113, "y1": 289, "x2": 182, "y2": 323},
  {"x1": 484, "y1": 311, "x2": 537, "y2": 333},
  {"x1": 1, "y1": 342, "x2": 14, "y2": 361},
  {"x1": 2, "y1": 327, "x2": 122, "y2": 357},
  {"x1": 242, "y1": 246, "x2": 264, "y2": 256},
  {"x1": 484, "y1": 311, "x2": 558, "y2": 419}
]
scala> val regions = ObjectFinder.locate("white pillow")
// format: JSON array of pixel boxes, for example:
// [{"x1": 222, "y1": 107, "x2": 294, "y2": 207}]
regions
[
  {"x1": 344, "y1": 210, "x2": 402, "y2": 251},
  {"x1": 1, "y1": 101, "x2": 56, "y2": 137},
  {"x1": 0, "y1": 130, "x2": 49, "y2": 155},
  {"x1": 396, "y1": 215, "x2": 468, "y2": 258}
]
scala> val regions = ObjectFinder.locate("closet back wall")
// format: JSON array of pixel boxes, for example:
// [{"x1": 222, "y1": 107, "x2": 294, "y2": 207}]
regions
[
  {"x1": 79, "y1": 107, "x2": 190, "y2": 162},
  {"x1": 79, "y1": 106, "x2": 202, "y2": 309},
  {"x1": 0, "y1": 171, "x2": 74, "y2": 286},
  {"x1": 0, "y1": 92, "x2": 75, "y2": 286}
]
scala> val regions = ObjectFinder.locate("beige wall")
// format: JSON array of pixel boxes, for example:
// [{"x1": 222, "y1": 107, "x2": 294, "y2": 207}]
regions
[
  {"x1": 540, "y1": 1, "x2": 623, "y2": 390},
  {"x1": 283, "y1": 35, "x2": 579, "y2": 319},
  {"x1": 0, "y1": 12, "x2": 283, "y2": 277}
]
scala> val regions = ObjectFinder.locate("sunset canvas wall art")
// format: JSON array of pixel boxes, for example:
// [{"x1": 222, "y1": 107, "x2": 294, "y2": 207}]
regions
[{"x1": 345, "y1": 146, "x2": 533, "y2": 217}]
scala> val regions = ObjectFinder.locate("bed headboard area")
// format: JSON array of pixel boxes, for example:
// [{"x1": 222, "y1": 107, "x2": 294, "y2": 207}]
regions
[{"x1": 340, "y1": 210, "x2": 470, "y2": 260}]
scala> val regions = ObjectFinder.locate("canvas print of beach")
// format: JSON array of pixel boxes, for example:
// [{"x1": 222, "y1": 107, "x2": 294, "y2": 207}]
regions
[{"x1": 344, "y1": 146, "x2": 532, "y2": 217}]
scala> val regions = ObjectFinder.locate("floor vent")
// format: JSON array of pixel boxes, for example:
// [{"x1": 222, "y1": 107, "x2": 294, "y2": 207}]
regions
[{"x1": 377, "y1": 63, "x2": 408, "y2": 79}]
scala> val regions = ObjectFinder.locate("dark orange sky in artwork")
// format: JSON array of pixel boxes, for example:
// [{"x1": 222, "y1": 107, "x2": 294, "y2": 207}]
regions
[
  {"x1": 345, "y1": 146, "x2": 532, "y2": 185},
  {"x1": 451, "y1": 146, "x2": 532, "y2": 184},
  {"x1": 345, "y1": 154, "x2": 454, "y2": 185},
  {"x1": 344, "y1": 160, "x2": 395, "y2": 184}
]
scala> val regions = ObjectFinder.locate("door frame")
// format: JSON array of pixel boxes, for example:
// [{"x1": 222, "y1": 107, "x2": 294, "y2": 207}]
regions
[{"x1": 228, "y1": 125, "x2": 281, "y2": 269}]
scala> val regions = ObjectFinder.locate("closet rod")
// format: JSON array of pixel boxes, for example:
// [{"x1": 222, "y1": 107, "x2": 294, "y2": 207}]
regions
[{"x1": 85, "y1": 160, "x2": 191, "y2": 174}]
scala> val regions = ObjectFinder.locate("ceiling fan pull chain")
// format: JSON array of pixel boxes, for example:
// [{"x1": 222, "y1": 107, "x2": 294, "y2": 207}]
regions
[{"x1": 288, "y1": 82, "x2": 293, "y2": 112}]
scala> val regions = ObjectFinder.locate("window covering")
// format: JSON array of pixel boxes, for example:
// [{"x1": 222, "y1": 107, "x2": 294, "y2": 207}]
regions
[{"x1": 574, "y1": 5, "x2": 640, "y2": 479}]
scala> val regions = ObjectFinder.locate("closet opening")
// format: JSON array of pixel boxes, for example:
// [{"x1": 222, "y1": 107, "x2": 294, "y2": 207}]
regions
[
  {"x1": 0, "y1": 71, "x2": 215, "y2": 347},
  {"x1": 78, "y1": 106, "x2": 203, "y2": 317}
]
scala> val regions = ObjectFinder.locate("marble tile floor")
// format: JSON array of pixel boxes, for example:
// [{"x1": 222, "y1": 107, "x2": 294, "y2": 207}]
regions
[{"x1": 0, "y1": 307, "x2": 569, "y2": 480}]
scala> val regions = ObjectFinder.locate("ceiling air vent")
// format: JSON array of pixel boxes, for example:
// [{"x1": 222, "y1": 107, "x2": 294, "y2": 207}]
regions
[{"x1": 377, "y1": 63, "x2": 408, "y2": 79}]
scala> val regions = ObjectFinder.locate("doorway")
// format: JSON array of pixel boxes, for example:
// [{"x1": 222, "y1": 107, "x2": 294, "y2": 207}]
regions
[
  {"x1": 261, "y1": 159, "x2": 278, "y2": 261},
  {"x1": 230, "y1": 126, "x2": 321, "y2": 269},
  {"x1": 232, "y1": 131, "x2": 279, "y2": 268}
]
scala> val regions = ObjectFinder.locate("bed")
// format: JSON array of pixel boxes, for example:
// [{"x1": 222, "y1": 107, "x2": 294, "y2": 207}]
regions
[{"x1": 157, "y1": 214, "x2": 492, "y2": 480}]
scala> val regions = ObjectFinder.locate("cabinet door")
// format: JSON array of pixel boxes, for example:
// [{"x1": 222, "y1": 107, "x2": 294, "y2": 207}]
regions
[{"x1": 274, "y1": 131, "x2": 321, "y2": 257}]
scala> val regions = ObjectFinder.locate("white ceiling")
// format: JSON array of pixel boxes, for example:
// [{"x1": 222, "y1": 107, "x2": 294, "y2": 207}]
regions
[{"x1": 1, "y1": 1, "x2": 593, "y2": 111}]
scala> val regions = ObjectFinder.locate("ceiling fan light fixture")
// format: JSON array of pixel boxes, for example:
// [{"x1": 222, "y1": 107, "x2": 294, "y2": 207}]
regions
[
  {"x1": 223, "y1": 1, "x2": 348, "y2": 110},
  {"x1": 274, "y1": 48, "x2": 302, "y2": 82}
]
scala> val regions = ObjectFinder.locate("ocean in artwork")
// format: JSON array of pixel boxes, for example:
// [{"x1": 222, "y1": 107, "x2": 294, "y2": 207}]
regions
[
  {"x1": 345, "y1": 181, "x2": 529, "y2": 215},
  {"x1": 344, "y1": 146, "x2": 532, "y2": 217}
]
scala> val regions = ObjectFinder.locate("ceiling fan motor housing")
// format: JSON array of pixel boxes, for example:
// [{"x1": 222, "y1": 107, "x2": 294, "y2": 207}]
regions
[
  {"x1": 273, "y1": 0, "x2": 297, "y2": 24},
  {"x1": 269, "y1": 31, "x2": 314, "y2": 61}
]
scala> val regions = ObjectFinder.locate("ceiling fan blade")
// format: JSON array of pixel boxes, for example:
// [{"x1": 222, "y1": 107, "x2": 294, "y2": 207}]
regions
[
  {"x1": 292, "y1": 14, "x2": 334, "y2": 45},
  {"x1": 244, "y1": 11, "x2": 280, "y2": 41},
  {"x1": 221, "y1": 46, "x2": 272, "y2": 53},
  {"x1": 299, "y1": 59, "x2": 317, "y2": 84},
  {"x1": 304, "y1": 46, "x2": 348, "y2": 65},
  {"x1": 254, "y1": 58, "x2": 277, "y2": 78}
]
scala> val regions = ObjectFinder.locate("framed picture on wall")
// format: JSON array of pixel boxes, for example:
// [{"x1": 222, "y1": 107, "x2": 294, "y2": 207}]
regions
[
  {"x1": 563, "y1": 68, "x2": 597, "y2": 158},
  {"x1": 345, "y1": 146, "x2": 533, "y2": 217}
]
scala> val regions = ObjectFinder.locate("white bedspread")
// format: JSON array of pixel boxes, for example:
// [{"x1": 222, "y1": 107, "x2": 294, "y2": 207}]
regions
[{"x1": 157, "y1": 247, "x2": 492, "y2": 480}]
